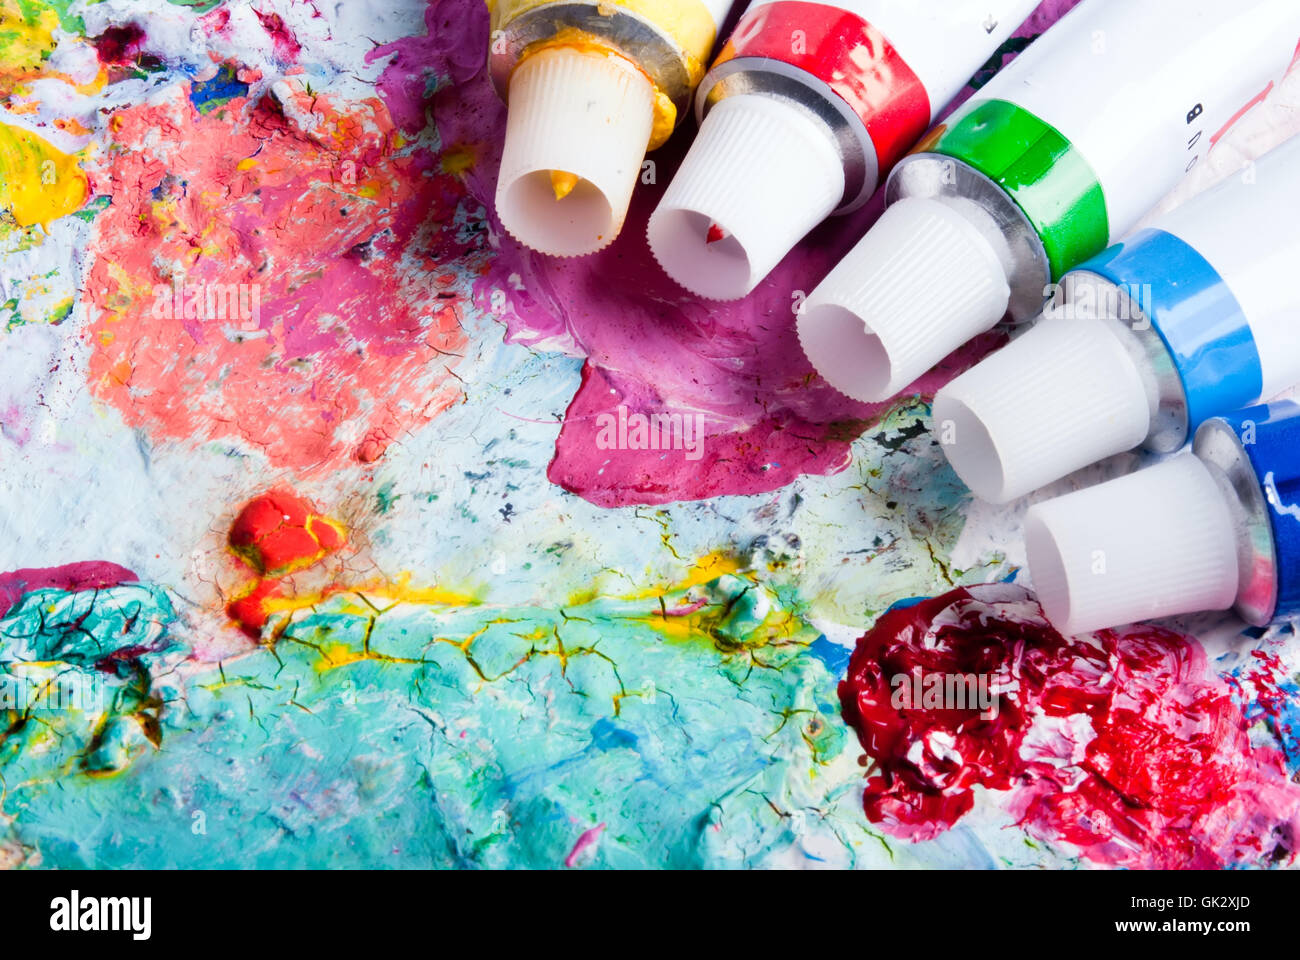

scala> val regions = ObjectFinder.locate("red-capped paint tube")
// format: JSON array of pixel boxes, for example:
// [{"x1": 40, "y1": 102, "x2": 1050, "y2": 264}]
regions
[
  {"x1": 797, "y1": 0, "x2": 1300, "y2": 402},
  {"x1": 647, "y1": 0, "x2": 1039, "y2": 300}
]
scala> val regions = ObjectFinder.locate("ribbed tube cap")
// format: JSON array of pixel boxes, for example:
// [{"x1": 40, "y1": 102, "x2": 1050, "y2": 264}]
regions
[
  {"x1": 1025, "y1": 454, "x2": 1240, "y2": 635},
  {"x1": 496, "y1": 46, "x2": 655, "y2": 257},
  {"x1": 647, "y1": 94, "x2": 846, "y2": 300},
  {"x1": 934, "y1": 314, "x2": 1154, "y2": 503},
  {"x1": 797, "y1": 196, "x2": 1011, "y2": 402}
]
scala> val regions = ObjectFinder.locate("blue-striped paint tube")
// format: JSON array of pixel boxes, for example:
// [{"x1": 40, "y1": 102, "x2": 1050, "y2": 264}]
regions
[{"x1": 936, "y1": 133, "x2": 1300, "y2": 503}]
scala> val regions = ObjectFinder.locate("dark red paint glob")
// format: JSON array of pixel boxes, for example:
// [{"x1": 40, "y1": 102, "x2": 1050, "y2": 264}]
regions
[
  {"x1": 92, "y1": 23, "x2": 146, "y2": 65},
  {"x1": 839, "y1": 584, "x2": 1300, "y2": 868}
]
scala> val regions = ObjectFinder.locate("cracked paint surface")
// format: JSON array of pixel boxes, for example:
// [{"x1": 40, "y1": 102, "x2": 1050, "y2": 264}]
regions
[
  {"x1": 3, "y1": 0, "x2": 1300, "y2": 870},
  {"x1": 1, "y1": 570, "x2": 879, "y2": 868}
]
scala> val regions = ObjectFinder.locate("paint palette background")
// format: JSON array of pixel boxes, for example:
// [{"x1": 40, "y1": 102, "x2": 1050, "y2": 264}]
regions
[{"x1": 2, "y1": 0, "x2": 1300, "y2": 869}]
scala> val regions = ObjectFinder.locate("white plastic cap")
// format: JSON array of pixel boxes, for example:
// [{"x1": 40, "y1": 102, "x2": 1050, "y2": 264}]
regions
[
  {"x1": 647, "y1": 95, "x2": 845, "y2": 300},
  {"x1": 933, "y1": 313, "x2": 1155, "y2": 503},
  {"x1": 1025, "y1": 454, "x2": 1239, "y2": 635},
  {"x1": 797, "y1": 196, "x2": 1011, "y2": 402},
  {"x1": 496, "y1": 46, "x2": 655, "y2": 257}
]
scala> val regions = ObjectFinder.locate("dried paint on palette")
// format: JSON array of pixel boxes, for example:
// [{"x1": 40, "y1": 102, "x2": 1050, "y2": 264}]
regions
[{"x1": 1, "y1": 0, "x2": 1299, "y2": 872}]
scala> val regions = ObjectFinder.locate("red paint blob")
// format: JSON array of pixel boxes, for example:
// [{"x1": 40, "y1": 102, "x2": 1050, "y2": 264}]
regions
[
  {"x1": 226, "y1": 578, "x2": 284, "y2": 639},
  {"x1": 228, "y1": 490, "x2": 346, "y2": 577},
  {"x1": 839, "y1": 585, "x2": 1300, "y2": 867}
]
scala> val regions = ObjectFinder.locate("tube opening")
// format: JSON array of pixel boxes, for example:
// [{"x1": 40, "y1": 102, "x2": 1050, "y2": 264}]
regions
[
  {"x1": 498, "y1": 170, "x2": 616, "y2": 258},
  {"x1": 932, "y1": 392, "x2": 1010, "y2": 502},
  {"x1": 647, "y1": 206, "x2": 753, "y2": 301},
  {"x1": 797, "y1": 303, "x2": 892, "y2": 402},
  {"x1": 1024, "y1": 510, "x2": 1076, "y2": 634}
]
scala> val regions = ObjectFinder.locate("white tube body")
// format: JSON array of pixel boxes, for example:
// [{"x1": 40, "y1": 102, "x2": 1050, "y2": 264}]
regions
[
  {"x1": 974, "y1": 0, "x2": 1300, "y2": 241},
  {"x1": 1154, "y1": 136, "x2": 1300, "y2": 399},
  {"x1": 698, "y1": 0, "x2": 733, "y2": 26}
]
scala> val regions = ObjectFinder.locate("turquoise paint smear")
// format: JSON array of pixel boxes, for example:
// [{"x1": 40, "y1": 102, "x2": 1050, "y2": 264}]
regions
[
  {"x1": 0, "y1": 584, "x2": 175, "y2": 788},
  {"x1": 0, "y1": 576, "x2": 884, "y2": 868}
]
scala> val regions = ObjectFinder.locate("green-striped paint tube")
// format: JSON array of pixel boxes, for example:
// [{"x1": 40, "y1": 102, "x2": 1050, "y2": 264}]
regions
[{"x1": 796, "y1": 0, "x2": 1300, "y2": 404}]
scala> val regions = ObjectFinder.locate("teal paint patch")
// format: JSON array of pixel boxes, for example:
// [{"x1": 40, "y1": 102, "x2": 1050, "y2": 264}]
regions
[
  {"x1": 0, "y1": 584, "x2": 175, "y2": 786},
  {"x1": 0, "y1": 576, "x2": 880, "y2": 868}
]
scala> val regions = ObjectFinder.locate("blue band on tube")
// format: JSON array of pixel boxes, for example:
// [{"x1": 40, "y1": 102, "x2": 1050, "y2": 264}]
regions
[{"x1": 1077, "y1": 228, "x2": 1262, "y2": 433}]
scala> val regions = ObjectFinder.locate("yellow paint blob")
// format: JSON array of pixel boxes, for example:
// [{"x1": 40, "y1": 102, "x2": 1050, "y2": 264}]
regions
[
  {"x1": 0, "y1": 123, "x2": 88, "y2": 229},
  {"x1": 550, "y1": 169, "x2": 579, "y2": 201},
  {"x1": 439, "y1": 144, "x2": 475, "y2": 175}
]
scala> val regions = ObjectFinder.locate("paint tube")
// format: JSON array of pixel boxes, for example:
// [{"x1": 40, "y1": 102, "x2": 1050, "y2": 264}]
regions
[
  {"x1": 488, "y1": 0, "x2": 735, "y2": 257},
  {"x1": 1025, "y1": 399, "x2": 1300, "y2": 635},
  {"x1": 934, "y1": 134, "x2": 1300, "y2": 504},
  {"x1": 796, "y1": 0, "x2": 1300, "y2": 402},
  {"x1": 645, "y1": 0, "x2": 1038, "y2": 301}
]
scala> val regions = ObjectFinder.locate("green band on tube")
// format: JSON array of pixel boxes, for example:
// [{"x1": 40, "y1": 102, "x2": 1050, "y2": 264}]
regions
[{"x1": 924, "y1": 98, "x2": 1108, "y2": 281}]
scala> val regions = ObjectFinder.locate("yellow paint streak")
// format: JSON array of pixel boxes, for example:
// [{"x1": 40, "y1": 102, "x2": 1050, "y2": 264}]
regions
[
  {"x1": 0, "y1": 0, "x2": 59, "y2": 72},
  {"x1": 258, "y1": 575, "x2": 480, "y2": 620},
  {"x1": 0, "y1": 3, "x2": 106, "y2": 100}
]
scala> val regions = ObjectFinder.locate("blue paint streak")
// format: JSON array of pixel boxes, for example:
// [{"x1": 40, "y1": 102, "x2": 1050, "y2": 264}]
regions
[
  {"x1": 1234, "y1": 671, "x2": 1300, "y2": 776},
  {"x1": 807, "y1": 635, "x2": 850, "y2": 676}
]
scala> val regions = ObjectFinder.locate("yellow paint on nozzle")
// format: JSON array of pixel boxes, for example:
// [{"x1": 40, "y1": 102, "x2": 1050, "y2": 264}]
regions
[
  {"x1": 0, "y1": 123, "x2": 88, "y2": 229},
  {"x1": 550, "y1": 169, "x2": 579, "y2": 201}
]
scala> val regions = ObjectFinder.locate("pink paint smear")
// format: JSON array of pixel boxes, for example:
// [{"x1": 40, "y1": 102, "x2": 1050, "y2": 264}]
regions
[
  {"x1": 0, "y1": 561, "x2": 138, "y2": 618},
  {"x1": 564, "y1": 822, "x2": 606, "y2": 867},
  {"x1": 85, "y1": 50, "x2": 483, "y2": 473},
  {"x1": 368, "y1": 0, "x2": 1083, "y2": 507}
]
